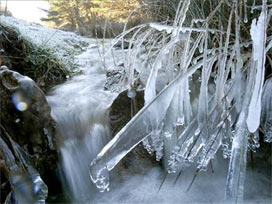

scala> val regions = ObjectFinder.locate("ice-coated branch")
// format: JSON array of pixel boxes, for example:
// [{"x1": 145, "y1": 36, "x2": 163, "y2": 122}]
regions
[{"x1": 149, "y1": 23, "x2": 225, "y2": 34}]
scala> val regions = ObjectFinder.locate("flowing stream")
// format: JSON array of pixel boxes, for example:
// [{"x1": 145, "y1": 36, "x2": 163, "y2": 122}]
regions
[{"x1": 46, "y1": 43, "x2": 117, "y2": 202}]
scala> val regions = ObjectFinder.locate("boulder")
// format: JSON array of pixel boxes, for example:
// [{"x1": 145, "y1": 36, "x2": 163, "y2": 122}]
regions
[
  {"x1": 109, "y1": 89, "x2": 158, "y2": 173},
  {"x1": 0, "y1": 66, "x2": 58, "y2": 192}
]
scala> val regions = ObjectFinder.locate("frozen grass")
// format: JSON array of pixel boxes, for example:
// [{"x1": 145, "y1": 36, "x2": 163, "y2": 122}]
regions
[
  {"x1": 90, "y1": 0, "x2": 272, "y2": 202},
  {"x1": 0, "y1": 16, "x2": 93, "y2": 71}
]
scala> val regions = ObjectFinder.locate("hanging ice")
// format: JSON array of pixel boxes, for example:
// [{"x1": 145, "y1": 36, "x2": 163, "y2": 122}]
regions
[
  {"x1": 90, "y1": 73, "x2": 180, "y2": 192},
  {"x1": 89, "y1": 61, "x2": 203, "y2": 192},
  {"x1": 225, "y1": 108, "x2": 249, "y2": 203},
  {"x1": 224, "y1": 14, "x2": 262, "y2": 199},
  {"x1": 0, "y1": 137, "x2": 48, "y2": 203},
  {"x1": 246, "y1": 5, "x2": 267, "y2": 133}
]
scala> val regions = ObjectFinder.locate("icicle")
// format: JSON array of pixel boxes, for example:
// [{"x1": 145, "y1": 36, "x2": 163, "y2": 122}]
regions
[
  {"x1": 222, "y1": 120, "x2": 233, "y2": 159},
  {"x1": 170, "y1": 119, "x2": 200, "y2": 168},
  {"x1": 197, "y1": 132, "x2": 222, "y2": 171},
  {"x1": 144, "y1": 39, "x2": 178, "y2": 104},
  {"x1": 244, "y1": 0, "x2": 248, "y2": 23},
  {"x1": 0, "y1": 137, "x2": 48, "y2": 203},
  {"x1": 198, "y1": 37, "x2": 204, "y2": 53},
  {"x1": 176, "y1": 81, "x2": 185, "y2": 126},
  {"x1": 168, "y1": 145, "x2": 181, "y2": 173},
  {"x1": 198, "y1": 106, "x2": 233, "y2": 171},
  {"x1": 89, "y1": 63, "x2": 203, "y2": 191},
  {"x1": 215, "y1": 8, "x2": 233, "y2": 106},
  {"x1": 150, "y1": 128, "x2": 164, "y2": 161},
  {"x1": 197, "y1": 46, "x2": 216, "y2": 142},
  {"x1": 163, "y1": 81, "x2": 185, "y2": 137},
  {"x1": 248, "y1": 131, "x2": 260, "y2": 152},
  {"x1": 89, "y1": 56, "x2": 215, "y2": 192},
  {"x1": 251, "y1": 0, "x2": 256, "y2": 13},
  {"x1": 225, "y1": 109, "x2": 249, "y2": 203},
  {"x1": 233, "y1": 0, "x2": 244, "y2": 113},
  {"x1": 176, "y1": 136, "x2": 195, "y2": 167},
  {"x1": 225, "y1": 15, "x2": 260, "y2": 200},
  {"x1": 197, "y1": 65, "x2": 208, "y2": 130},
  {"x1": 180, "y1": 23, "x2": 193, "y2": 124},
  {"x1": 185, "y1": 136, "x2": 204, "y2": 165},
  {"x1": 142, "y1": 136, "x2": 154, "y2": 154},
  {"x1": 247, "y1": 1, "x2": 267, "y2": 133}
]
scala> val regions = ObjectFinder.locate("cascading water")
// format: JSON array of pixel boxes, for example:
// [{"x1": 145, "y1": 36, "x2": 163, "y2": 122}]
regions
[{"x1": 46, "y1": 44, "x2": 117, "y2": 202}]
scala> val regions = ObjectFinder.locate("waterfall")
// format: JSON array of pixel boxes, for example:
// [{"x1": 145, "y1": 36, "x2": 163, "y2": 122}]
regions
[{"x1": 46, "y1": 45, "x2": 116, "y2": 202}]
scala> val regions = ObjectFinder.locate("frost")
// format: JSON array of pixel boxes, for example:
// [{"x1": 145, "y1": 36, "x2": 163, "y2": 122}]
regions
[{"x1": 0, "y1": 16, "x2": 92, "y2": 70}]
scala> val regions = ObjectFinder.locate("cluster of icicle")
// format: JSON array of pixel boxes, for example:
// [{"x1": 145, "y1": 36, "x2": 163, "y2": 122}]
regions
[
  {"x1": 90, "y1": 0, "x2": 271, "y2": 202},
  {"x1": 0, "y1": 133, "x2": 48, "y2": 203}
]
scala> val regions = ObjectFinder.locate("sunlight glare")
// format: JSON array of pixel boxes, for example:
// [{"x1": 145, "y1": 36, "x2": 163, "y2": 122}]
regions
[{"x1": 1, "y1": 0, "x2": 49, "y2": 24}]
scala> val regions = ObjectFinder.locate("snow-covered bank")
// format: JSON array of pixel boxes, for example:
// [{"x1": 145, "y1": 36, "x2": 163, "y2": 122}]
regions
[{"x1": 0, "y1": 16, "x2": 92, "y2": 70}]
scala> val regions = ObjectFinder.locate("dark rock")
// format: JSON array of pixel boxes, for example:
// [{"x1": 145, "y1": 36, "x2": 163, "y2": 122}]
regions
[
  {"x1": 0, "y1": 66, "x2": 58, "y2": 180},
  {"x1": 113, "y1": 40, "x2": 131, "y2": 49},
  {"x1": 110, "y1": 90, "x2": 144, "y2": 135},
  {"x1": 109, "y1": 89, "x2": 158, "y2": 171}
]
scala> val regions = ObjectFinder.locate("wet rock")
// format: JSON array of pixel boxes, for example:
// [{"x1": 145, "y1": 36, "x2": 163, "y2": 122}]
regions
[
  {"x1": 109, "y1": 89, "x2": 158, "y2": 171},
  {"x1": 0, "y1": 66, "x2": 57, "y2": 177},
  {"x1": 110, "y1": 90, "x2": 144, "y2": 135}
]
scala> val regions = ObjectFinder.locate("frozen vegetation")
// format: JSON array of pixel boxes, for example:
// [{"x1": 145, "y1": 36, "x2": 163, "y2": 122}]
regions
[
  {"x1": 0, "y1": 16, "x2": 92, "y2": 71},
  {"x1": 89, "y1": 0, "x2": 272, "y2": 203},
  {"x1": 1, "y1": 0, "x2": 271, "y2": 203}
]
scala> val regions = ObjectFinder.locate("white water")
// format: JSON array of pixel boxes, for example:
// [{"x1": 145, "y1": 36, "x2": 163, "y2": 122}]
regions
[{"x1": 46, "y1": 44, "x2": 116, "y2": 202}]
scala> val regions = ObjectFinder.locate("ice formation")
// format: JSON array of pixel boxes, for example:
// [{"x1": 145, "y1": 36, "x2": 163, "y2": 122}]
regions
[
  {"x1": 89, "y1": 1, "x2": 271, "y2": 201},
  {"x1": 0, "y1": 137, "x2": 48, "y2": 203},
  {"x1": 246, "y1": 6, "x2": 267, "y2": 133}
]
